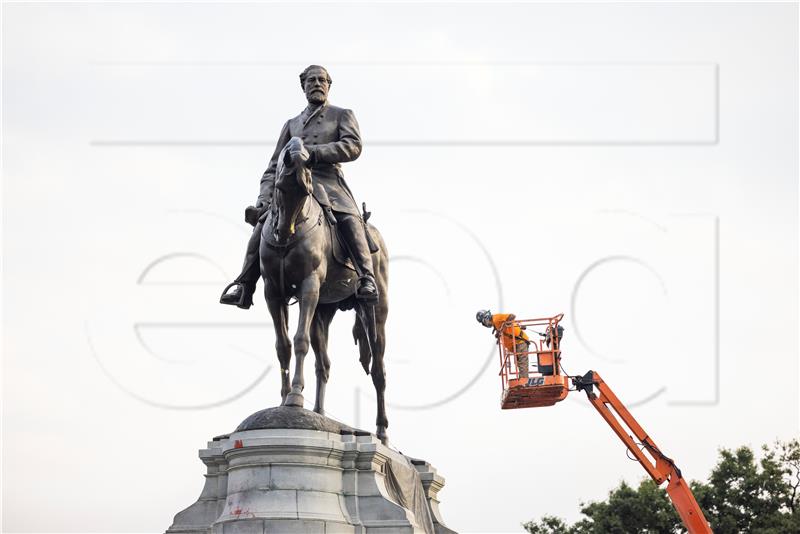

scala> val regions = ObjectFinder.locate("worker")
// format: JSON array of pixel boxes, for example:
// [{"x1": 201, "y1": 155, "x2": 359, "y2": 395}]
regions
[
  {"x1": 476, "y1": 310, "x2": 530, "y2": 379},
  {"x1": 544, "y1": 324, "x2": 564, "y2": 349}
]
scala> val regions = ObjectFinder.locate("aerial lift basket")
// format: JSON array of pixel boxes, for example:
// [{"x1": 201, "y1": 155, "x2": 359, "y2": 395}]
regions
[
  {"x1": 498, "y1": 313, "x2": 569, "y2": 409},
  {"x1": 492, "y1": 312, "x2": 713, "y2": 532}
]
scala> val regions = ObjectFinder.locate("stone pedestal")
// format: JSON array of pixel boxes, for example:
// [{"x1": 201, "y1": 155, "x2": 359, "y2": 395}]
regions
[{"x1": 167, "y1": 406, "x2": 456, "y2": 534}]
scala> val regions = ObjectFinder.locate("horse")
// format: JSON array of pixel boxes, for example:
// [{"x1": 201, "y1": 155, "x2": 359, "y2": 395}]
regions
[{"x1": 259, "y1": 136, "x2": 389, "y2": 443}]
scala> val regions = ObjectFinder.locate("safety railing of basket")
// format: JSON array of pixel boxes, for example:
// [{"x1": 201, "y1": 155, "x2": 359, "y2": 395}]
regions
[{"x1": 497, "y1": 314, "x2": 564, "y2": 391}]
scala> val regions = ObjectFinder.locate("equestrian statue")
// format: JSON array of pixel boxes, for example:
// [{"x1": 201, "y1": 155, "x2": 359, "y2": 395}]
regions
[{"x1": 220, "y1": 65, "x2": 390, "y2": 443}]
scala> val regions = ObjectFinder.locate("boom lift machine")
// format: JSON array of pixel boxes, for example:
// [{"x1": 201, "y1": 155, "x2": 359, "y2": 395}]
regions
[{"x1": 495, "y1": 313, "x2": 713, "y2": 534}]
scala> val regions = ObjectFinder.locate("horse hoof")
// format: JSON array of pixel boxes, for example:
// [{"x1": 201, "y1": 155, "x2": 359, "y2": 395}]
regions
[
  {"x1": 284, "y1": 392, "x2": 304, "y2": 407},
  {"x1": 314, "y1": 407, "x2": 325, "y2": 417},
  {"x1": 377, "y1": 427, "x2": 388, "y2": 446}
]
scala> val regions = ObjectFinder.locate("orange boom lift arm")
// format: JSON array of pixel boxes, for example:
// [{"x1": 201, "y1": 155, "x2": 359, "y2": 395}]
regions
[
  {"x1": 572, "y1": 371, "x2": 713, "y2": 534},
  {"x1": 493, "y1": 314, "x2": 713, "y2": 532}
]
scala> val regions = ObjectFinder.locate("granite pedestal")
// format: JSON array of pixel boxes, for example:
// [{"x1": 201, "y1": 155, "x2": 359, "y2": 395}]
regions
[{"x1": 167, "y1": 406, "x2": 455, "y2": 534}]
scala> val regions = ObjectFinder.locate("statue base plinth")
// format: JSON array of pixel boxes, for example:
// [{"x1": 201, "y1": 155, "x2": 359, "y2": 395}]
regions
[{"x1": 166, "y1": 406, "x2": 455, "y2": 534}]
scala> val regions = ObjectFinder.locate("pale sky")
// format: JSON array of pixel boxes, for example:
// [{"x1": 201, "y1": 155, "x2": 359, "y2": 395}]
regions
[{"x1": 2, "y1": 2, "x2": 798, "y2": 533}]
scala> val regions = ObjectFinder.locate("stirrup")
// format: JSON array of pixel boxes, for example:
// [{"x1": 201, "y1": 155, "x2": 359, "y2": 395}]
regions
[
  {"x1": 356, "y1": 291, "x2": 379, "y2": 302},
  {"x1": 355, "y1": 277, "x2": 379, "y2": 302},
  {"x1": 220, "y1": 282, "x2": 247, "y2": 307}
]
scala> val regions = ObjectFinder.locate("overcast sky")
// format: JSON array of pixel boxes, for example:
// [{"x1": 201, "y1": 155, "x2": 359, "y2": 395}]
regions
[{"x1": 3, "y1": 1, "x2": 798, "y2": 533}]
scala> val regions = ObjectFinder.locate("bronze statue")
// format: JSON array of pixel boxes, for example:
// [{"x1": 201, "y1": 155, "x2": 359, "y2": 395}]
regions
[
  {"x1": 221, "y1": 65, "x2": 377, "y2": 308},
  {"x1": 220, "y1": 66, "x2": 389, "y2": 443}
]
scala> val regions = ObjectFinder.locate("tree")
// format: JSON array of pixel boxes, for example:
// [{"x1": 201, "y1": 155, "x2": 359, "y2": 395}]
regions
[
  {"x1": 692, "y1": 439, "x2": 800, "y2": 533},
  {"x1": 522, "y1": 515, "x2": 573, "y2": 534},
  {"x1": 523, "y1": 439, "x2": 800, "y2": 534},
  {"x1": 522, "y1": 480, "x2": 681, "y2": 534}
]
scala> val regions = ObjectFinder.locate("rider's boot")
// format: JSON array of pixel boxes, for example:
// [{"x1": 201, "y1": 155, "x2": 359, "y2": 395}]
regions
[
  {"x1": 220, "y1": 280, "x2": 255, "y2": 309},
  {"x1": 220, "y1": 222, "x2": 262, "y2": 309},
  {"x1": 357, "y1": 275, "x2": 378, "y2": 299},
  {"x1": 336, "y1": 213, "x2": 378, "y2": 301}
]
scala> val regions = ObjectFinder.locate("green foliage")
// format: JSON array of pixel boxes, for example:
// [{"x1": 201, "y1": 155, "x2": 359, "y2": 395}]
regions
[
  {"x1": 523, "y1": 480, "x2": 681, "y2": 534},
  {"x1": 573, "y1": 479, "x2": 681, "y2": 533},
  {"x1": 692, "y1": 439, "x2": 800, "y2": 533},
  {"x1": 523, "y1": 439, "x2": 800, "y2": 534},
  {"x1": 521, "y1": 515, "x2": 573, "y2": 534}
]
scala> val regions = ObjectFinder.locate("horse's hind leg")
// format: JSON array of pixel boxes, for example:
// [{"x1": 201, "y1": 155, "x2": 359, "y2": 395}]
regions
[
  {"x1": 284, "y1": 275, "x2": 321, "y2": 408},
  {"x1": 372, "y1": 303, "x2": 389, "y2": 444},
  {"x1": 265, "y1": 294, "x2": 291, "y2": 404},
  {"x1": 372, "y1": 245, "x2": 390, "y2": 444},
  {"x1": 310, "y1": 304, "x2": 337, "y2": 416}
]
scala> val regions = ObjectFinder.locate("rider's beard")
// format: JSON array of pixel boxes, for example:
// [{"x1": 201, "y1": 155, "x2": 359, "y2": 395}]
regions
[{"x1": 306, "y1": 90, "x2": 326, "y2": 106}]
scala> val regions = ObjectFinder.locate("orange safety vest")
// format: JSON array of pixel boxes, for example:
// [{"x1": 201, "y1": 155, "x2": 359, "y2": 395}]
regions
[{"x1": 491, "y1": 313, "x2": 530, "y2": 352}]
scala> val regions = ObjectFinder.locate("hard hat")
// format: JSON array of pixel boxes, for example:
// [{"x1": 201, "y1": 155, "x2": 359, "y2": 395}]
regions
[{"x1": 476, "y1": 309, "x2": 492, "y2": 325}]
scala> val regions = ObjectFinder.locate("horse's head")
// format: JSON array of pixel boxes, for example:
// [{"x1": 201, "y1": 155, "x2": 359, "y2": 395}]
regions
[{"x1": 272, "y1": 137, "x2": 313, "y2": 242}]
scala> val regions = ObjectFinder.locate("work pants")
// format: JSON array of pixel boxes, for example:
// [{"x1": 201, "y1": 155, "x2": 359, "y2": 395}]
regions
[{"x1": 515, "y1": 341, "x2": 530, "y2": 379}]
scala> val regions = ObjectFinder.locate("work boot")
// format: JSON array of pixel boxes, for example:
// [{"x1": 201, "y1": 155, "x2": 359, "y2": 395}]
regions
[{"x1": 220, "y1": 282, "x2": 254, "y2": 309}]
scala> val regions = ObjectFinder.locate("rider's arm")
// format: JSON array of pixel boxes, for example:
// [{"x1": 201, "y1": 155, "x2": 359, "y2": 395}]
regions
[
  {"x1": 257, "y1": 120, "x2": 291, "y2": 208},
  {"x1": 308, "y1": 108, "x2": 362, "y2": 165}
]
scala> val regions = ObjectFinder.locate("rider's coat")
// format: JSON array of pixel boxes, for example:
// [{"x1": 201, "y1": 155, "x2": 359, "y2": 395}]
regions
[{"x1": 259, "y1": 102, "x2": 362, "y2": 216}]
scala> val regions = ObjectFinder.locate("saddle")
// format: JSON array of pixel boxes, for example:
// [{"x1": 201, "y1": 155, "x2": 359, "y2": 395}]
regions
[
  {"x1": 260, "y1": 200, "x2": 380, "y2": 271},
  {"x1": 329, "y1": 212, "x2": 380, "y2": 271}
]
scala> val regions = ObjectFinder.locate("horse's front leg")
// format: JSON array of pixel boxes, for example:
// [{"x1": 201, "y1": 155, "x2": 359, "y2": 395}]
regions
[
  {"x1": 265, "y1": 292, "x2": 291, "y2": 404},
  {"x1": 283, "y1": 274, "x2": 321, "y2": 408},
  {"x1": 310, "y1": 305, "x2": 337, "y2": 416}
]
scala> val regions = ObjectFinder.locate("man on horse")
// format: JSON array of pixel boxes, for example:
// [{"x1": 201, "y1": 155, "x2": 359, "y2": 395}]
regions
[{"x1": 220, "y1": 65, "x2": 378, "y2": 308}]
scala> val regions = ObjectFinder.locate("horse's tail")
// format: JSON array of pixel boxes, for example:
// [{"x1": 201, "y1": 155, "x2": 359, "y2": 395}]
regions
[
  {"x1": 353, "y1": 223, "x2": 388, "y2": 376},
  {"x1": 352, "y1": 310, "x2": 371, "y2": 375}
]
